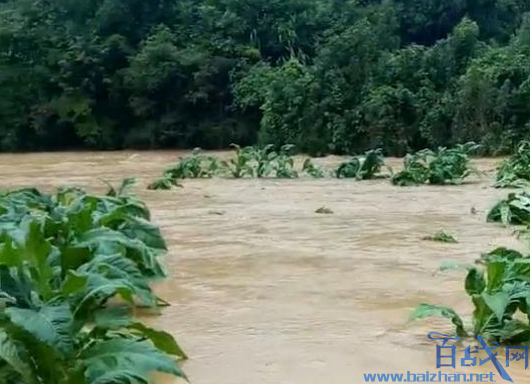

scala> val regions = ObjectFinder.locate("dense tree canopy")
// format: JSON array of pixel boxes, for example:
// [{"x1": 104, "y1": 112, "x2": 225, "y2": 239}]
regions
[{"x1": 1, "y1": 0, "x2": 530, "y2": 154}]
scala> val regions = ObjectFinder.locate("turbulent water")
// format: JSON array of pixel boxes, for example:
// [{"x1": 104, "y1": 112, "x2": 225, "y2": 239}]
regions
[{"x1": 1, "y1": 152, "x2": 528, "y2": 383}]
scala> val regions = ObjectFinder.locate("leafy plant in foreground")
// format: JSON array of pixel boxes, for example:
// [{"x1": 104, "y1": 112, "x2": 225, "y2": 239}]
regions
[
  {"x1": 336, "y1": 149, "x2": 385, "y2": 180},
  {"x1": 412, "y1": 247, "x2": 530, "y2": 343},
  {"x1": 422, "y1": 231, "x2": 458, "y2": 243},
  {"x1": 487, "y1": 192, "x2": 530, "y2": 226},
  {"x1": 495, "y1": 141, "x2": 530, "y2": 188},
  {"x1": 0, "y1": 183, "x2": 186, "y2": 383}
]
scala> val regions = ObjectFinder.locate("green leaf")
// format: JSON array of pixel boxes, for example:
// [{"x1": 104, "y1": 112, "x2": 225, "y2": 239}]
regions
[
  {"x1": 90, "y1": 370, "x2": 148, "y2": 384},
  {"x1": 0, "y1": 266, "x2": 33, "y2": 307},
  {"x1": 105, "y1": 178, "x2": 136, "y2": 198},
  {"x1": 410, "y1": 303, "x2": 466, "y2": 337},
  {"x1": 0, "y1": 330, "x2": 36, "y2": 384},
  {"x1": 82, "y1": 339, "x2": 186, "y2": 381},
  {"x1": 0, "y1": 236, "x2": 21, "y2": 267},
  {"x1": 93, "y1": 307, "x2": 132, "y2": 330},
  {"x1": 129, "y1": 323, "x2": 187, "y2": 359},
  {"x1": 61, "y1": 271, "x2": 88, "y2": 296},
  {"x1": 121, "y1": 217, "x2": 167, "y2": 250},
  {"x1": 79, "y1": 253, "x2": 157, "y2": 307},
  {"x1": 465, "y1": 268, "x2": 486, "y2": 295},
  {"x1": 482, "y1": 291, "x2": 510, "y2": 323},
  {"x1": 471, "y1": 295, "x2": 493, "y2": 335},
  {"x1": 61, "y1": 247, "x2": 92, "y2": 274},
  {"x1": 6, "y1": 303, "x2": 73, "y2": 355},
  {"x1": 74, "y1": 275, "x2": 136, "y2": 315},
  {"x1": 486, "y1": 261, "x2": 506, "y2": 292},
  {"x1": 74, "y1": 228, "x2": 165, "y2": 278}
]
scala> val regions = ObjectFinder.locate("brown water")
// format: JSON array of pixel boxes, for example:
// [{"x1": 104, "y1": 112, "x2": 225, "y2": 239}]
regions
[{"x1": 0, "y1": 151, "x2": 528, "y2": 383}]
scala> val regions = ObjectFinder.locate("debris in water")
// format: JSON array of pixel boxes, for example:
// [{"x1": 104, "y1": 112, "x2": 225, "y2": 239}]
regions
[{"x1": 315, "y1": 206, "x2": 333, "y2": 214}]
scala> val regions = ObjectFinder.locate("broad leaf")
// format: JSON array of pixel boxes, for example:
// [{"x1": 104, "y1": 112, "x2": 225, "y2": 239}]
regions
[
  {"x1": 0, "y1": 330, "x2": 36, "y2": 384},
  {"x1": 465, "y1": 268, "x2": 485, "y2": 295},
  {"x1": 411, "y1": 303, "x2": 466, "y2": 337},
  {"x1": 129, "y1": 323, "x2": 187, "y2": 359},
  {"x1": 6, "y1": 303, "x2": 73, "y2": 355},
  {"x1": 82, "y1": 339, "x2": 186, "y2": 381}
]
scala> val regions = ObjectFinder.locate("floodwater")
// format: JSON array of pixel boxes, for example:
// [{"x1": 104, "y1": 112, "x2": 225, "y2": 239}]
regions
[{"x1": 0, "y1": 151, "x2": 528, "y2": 383}]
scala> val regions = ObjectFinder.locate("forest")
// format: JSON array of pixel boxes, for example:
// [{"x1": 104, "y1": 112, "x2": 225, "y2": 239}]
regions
[{"x1": 2, "y1": 0, "x2": 530, "y2": 156}]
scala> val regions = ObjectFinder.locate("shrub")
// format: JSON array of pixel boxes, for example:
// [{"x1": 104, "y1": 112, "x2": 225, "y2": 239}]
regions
[
  {"x1": 221, "y1": 144, "x2": 255, "y2": 178},
  {"x1": 335, "y1": 149, "x2": 385, "y2": 180},
  {"x1": 273, "y1": 145, "x2": 298, "y2": 179},
  {"x1": 302, "y1": 159, "x2": 325, "y2": 178},
  {"x1": 165, "y1": 148, "x2": 219, "y2": 179}
]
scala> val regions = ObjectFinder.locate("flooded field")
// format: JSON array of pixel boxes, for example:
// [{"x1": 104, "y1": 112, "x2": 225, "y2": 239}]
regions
[{"x1": 0, "y1": 151, "x2": 527, "y2": 383}]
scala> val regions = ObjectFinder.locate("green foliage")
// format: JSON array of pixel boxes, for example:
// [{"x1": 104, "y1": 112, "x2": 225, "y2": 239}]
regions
[
  {"x1": 412, "y1": 247, "x2": 530, "y2": 344},
  {"x1": 495, "y1": 141, "x2": 530, "y2": 188},
  {"x1": 0, "y1": 183, "x2": 186, "y2": 383},
  {"x1": 487, "y1": 192, "x2": 530, "y2": 225},
  {"x1": 149, "y1": 144, "x2": 305, "y2": 183},
  {"x1": 221, "y1": 144, "x2": 255, "y2": 178},
  {"x1": 411, "y1": 304, "x2": 466, "y2": 337},
  {"x1": 302, "y1": 159, "x2": 325, "y2": 178},
  {"x1": 246, "y1": 145, "x2": 278, "y2": 178},
  {"x1": 273, "y1": 145, "x2": 298, "y2": 179},
  {"x1": 3, "y1": 0, "x2": 530, "y2": 153},
  {"x1": 391, "y1": 152, "x2": 431, "y2": 186},
  {"x1": 391, "y1": 142, "x2": 480, "y2": 186},
  {"x1": 165, "y1": 149, "x2": 219, "y2": 179},
  {"x1": 422, "y1": 231, "x2": 458, "y2": 243},
  {"x1": 147, "y1": 175, "x2": 182, "y2": 191},
  {"x1": 335, "y1": 149, "x2": 385, "y2": 180}
]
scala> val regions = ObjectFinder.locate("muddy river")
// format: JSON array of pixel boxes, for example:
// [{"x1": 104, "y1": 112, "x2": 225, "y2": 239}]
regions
[{"x1": 0, "y1": 151, "x2": 527, "y2": 383}]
